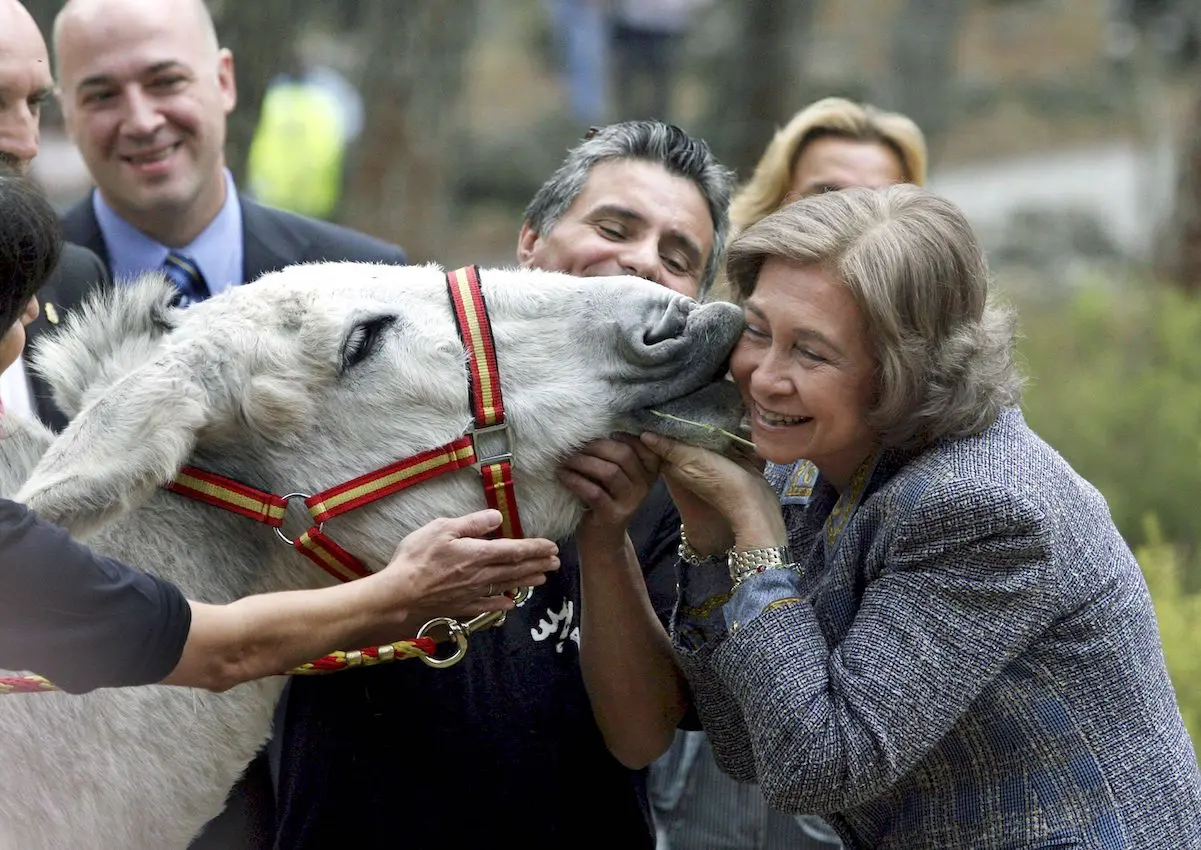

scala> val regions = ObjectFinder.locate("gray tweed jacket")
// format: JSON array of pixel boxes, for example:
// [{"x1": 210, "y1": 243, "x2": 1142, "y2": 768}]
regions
[{"x1": 673, "y1": 408, "x2": 1201, "y2": 848}]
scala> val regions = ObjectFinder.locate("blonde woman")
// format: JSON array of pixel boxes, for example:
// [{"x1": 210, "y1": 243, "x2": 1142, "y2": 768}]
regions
[{"x1": 704, "y1": 97, "x2": 927, "y2": 304}]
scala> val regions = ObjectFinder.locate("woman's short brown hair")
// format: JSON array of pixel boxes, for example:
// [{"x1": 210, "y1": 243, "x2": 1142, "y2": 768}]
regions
[{"x1": 727, "y1": 185, "x2": 1021, "y2": 448}]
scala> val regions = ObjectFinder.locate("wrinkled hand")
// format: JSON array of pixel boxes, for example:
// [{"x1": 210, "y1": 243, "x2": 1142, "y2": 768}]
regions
[
  {"x1": 641, "y1": 432, "x2": 785, "y2": 553},
  {"x1": 375, "y1": 509, "x2": 559, "y2": 622},
  {"x1": 558, "y1": 434, "x2": 660, "y2": 547}
]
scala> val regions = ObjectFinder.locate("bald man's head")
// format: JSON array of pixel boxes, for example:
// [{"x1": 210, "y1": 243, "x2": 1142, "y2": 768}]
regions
[
  {"x1": 0, "y1": 0, "x2": 53, "y2": 171},
  {"x1": 0, "y1": 0, "x2": 40, "y2": 38},
  {"x1": 54, "y1": 0, "x2": 220, "y2": 67},
  {"x1": 54, "y1": 0, "x2": 237, "y2": 246}
]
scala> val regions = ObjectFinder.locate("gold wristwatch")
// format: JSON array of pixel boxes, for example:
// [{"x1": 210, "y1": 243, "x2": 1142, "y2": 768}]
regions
[{"x1": 727, "y1": 546, "x2": 792, "y2": 585}]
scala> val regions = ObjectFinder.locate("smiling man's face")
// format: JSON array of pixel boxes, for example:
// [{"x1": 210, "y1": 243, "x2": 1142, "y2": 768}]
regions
[
  {"x1": 517, "y1": 159, "x2": 715, "y2": 299},
  {"x1": 56, "y1": 0, "x2": 236, "y2": 243}
]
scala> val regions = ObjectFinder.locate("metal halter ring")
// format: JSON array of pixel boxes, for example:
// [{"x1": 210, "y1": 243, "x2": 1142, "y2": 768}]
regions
[
  {"x1": 416, "y1": 617, "x2": 471, "y2": 669},
  {"x1": 273, "y1": 493, "x2": 319, "y2": 546}
]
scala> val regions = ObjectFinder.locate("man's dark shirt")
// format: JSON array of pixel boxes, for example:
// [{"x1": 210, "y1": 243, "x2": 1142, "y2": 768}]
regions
[{"x1": 273, "y1": 482, "x2": 682, "y2": 848}]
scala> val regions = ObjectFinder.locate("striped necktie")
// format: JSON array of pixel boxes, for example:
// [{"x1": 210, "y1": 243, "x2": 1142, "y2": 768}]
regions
[{"x1": 162, "y1": 252, "x2": 211, "y2": 307}]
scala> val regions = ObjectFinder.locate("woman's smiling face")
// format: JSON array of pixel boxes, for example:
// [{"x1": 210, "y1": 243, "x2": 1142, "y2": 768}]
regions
[{"x1": 730, "y1": 258, "x2": 879, "y2": 490}]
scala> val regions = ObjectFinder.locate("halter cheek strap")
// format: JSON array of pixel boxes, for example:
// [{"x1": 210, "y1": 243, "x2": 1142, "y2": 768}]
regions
[{"x1": 446, "y1": 264, "x2": 524, "y2": 539}]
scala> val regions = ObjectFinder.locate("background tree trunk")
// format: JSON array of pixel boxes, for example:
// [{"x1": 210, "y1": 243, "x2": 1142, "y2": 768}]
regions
[
  {"x1": 724, "y1": 0, "x2": 815, "y2": 178},
  {"x1": 208, "y1": 0, "x2": 310, "y2": 185},
  {"x1": 875, "y1": 0, "x2": 966, "y2": 156},
  {"x1": 338, "y1": 0, "x2": 479, "y2": 261},
  {"x1": 1156, "y1": 83, "x2": 1201, "y2": 293}
]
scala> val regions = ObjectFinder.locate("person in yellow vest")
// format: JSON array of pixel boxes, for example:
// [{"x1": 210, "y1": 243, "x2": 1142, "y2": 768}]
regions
[{"x1": 246, "y1": 57, "x2": 362, "y2": 221}]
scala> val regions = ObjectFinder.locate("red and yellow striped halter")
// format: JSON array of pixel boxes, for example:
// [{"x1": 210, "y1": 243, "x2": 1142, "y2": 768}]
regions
[
  {"x1": 168, "y1": 265, "x2": 525, "y2": 582},
  {"x1": 0, "y1": 267, "x2": 522, "y2": 690}
]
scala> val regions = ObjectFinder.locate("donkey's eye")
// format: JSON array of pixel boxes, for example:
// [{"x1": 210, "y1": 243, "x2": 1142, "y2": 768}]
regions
[{"x1": 341, "y1": 317, "x2": 394, "y2": 369}]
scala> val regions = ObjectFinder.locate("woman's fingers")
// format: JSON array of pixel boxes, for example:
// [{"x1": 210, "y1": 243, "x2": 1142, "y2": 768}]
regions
[
  {"x1": 641, "y1": 431, "x2": 767, "y2": 515},
  {"x1": 641, "y1": 432, "x2": 725, "y2": 483}
]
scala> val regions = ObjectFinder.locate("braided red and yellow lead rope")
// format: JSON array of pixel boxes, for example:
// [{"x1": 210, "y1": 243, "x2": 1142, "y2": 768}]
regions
[
  {"x1": 0, "y1": 674, "x2": 57, "y2": 694},
  {"x1": 0, "y1": 636, "x2": 440, "y2": 694}
]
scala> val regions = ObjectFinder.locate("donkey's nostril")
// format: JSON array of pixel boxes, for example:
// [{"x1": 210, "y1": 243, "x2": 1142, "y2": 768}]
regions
[{"x1": 642, "y1": 300, "x2": 688, "y2": 346}]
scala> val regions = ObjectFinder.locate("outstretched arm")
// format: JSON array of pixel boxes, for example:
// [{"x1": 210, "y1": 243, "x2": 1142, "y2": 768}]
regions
[
  {"x1": 0, "y1": 500, "x2": 558, "y2": 694},
  {"x1": 166, "y1": 509, "x2": 560, "y2": 691}
]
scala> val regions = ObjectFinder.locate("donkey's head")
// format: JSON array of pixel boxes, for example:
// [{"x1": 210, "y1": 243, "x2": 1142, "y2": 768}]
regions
[{"x1": 19, "y1": 264, "x2": 742, "y2": 561}]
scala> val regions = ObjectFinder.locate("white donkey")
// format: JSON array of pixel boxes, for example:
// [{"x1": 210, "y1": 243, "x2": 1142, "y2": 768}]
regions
[{"x1": 1, "y1": 263, "x2": 743, "y2": 849}]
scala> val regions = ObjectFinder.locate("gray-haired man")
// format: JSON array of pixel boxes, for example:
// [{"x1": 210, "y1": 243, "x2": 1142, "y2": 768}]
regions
[{"x1": 274, "y1": 121, "x2": 734, "y2": 848}]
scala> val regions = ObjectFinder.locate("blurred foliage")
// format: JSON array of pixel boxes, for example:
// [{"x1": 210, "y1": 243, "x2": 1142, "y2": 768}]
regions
[
  {"x1": 1016, "y1": 279, "x2": 1201, "y2": 580},
  {"x1": 1017, "y1": 277, "x2": 1201, "y2": 755},
  {"x1": 1136, "y1": 519, "x2": 1201, "y2": 745}
]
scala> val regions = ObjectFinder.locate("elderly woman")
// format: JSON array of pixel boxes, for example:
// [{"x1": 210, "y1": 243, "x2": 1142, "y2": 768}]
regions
[
  {"x1": 642, "y1": 184, "x2": 1201, "y2": 847},
  {"x1": 652, "y1": 95, "x2": 928, "y2": 850}
]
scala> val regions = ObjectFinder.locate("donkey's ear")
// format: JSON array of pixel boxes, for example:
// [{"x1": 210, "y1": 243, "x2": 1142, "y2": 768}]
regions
[
  {"x1": 16, "y1": 354, "x2": 210, "y2": 538},
  {"x1": 30, "y1": 275, "x2": 181, "y2": 419}
]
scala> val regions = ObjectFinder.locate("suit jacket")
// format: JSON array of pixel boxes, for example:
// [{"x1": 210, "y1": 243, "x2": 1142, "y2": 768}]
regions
[
  {"x1": 28, "y1": 192, "x2": 408, "y2": 431},
  {"x1": 23, "y1": 243, "x2": 109, "y2": 431},
  {"x1": 674, "y1": 408, "x2": 1201, "y2": 849}
]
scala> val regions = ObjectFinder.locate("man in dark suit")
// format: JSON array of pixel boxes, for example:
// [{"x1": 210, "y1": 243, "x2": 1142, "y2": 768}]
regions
[
  {"x1": 42, "y1": 0, "x2": 406, "y2": 430},
  {"x1": 0, "y1": 0, "x2": 108, "y2": 430},
  {"x1": 20, "y1": 245, "x2": 108, "y2": 430},
  {"x1": 47, "y1": 0, "x2": 407, "y2": 845}
]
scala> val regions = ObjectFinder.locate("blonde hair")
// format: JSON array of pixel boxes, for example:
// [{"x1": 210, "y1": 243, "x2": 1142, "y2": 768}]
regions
[
  {"x1": 729, "y1": 97, "x2": 929, "y2": 237},
  {"x1": 727, "y1": 185, "x2": 1021, "y2": 449}
]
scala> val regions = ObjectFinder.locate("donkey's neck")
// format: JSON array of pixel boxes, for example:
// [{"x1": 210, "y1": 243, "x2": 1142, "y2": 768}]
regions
[
  {"x1": 0, "y1": 676, "x2": 286, "y2": 849},
  {"x1": 0, "y1": 412, "x2": 53, "y2": 498},
  {"x1": 90, "y1": 485, "x2": 319, "y2": 601},
  {"x1": 0, "y1": 484, "x2": 301, "y2": 849}
]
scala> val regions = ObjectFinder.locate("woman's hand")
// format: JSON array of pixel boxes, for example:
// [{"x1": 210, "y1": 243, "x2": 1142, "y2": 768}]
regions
[
  {"x1": 641, "y1": 432, "x2": 787, "y2": 552},
  {"x1": 558, "y1": 434, "x2": 660, "y2": 554},
  {"x1": 370, "y1": 509, "x2": 560, "y2": 628}
]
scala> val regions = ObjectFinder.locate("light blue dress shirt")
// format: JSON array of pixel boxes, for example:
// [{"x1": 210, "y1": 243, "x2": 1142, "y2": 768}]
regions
[{"x1": 92, "y1": 169, "x2": 245, "y2": 293}]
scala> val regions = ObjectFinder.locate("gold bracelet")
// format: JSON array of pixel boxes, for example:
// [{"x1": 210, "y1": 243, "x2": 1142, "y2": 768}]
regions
[{"x1": 678, "y1": 525, "x2": 726, "y2": 566}]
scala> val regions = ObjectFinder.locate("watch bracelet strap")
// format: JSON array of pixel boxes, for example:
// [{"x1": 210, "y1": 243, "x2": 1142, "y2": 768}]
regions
[{"x1": 728, "y1": 545, "x2": 793, "y2": 584}]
